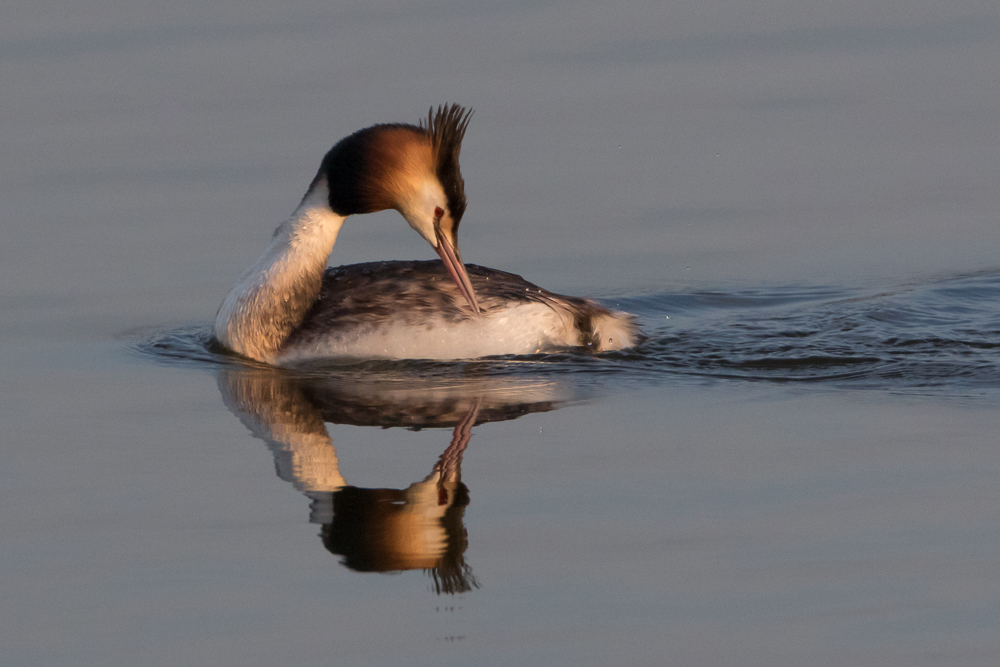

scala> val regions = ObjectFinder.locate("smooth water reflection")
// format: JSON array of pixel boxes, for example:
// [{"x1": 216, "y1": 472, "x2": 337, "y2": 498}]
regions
[{"x1": 217, "y1": 365, "x2": 571, "y2": 594}]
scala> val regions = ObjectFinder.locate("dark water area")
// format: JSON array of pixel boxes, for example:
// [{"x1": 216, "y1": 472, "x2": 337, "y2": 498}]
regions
[
  {"x1": 631, "y1": 270, "x2": 1000, "y2": 392},
  {"x1": 140, "y1": 269, "x2": 1000, "y2": 395}
]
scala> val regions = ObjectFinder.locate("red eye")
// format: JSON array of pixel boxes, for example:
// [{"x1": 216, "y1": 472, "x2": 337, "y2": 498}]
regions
[{"x1": 434, "y1": 206, "x2": 444, "y2": 219}]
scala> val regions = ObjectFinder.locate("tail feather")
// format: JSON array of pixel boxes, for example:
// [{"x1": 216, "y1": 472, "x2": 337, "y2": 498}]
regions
[{"x1": 591, "y1": 311, "x2": 640, "y2": 351}]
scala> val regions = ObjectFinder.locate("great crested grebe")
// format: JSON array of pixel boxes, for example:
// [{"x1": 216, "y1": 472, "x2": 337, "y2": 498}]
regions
[{"x1": 214, "y1": 105, "x2": 639, "y2": 364}]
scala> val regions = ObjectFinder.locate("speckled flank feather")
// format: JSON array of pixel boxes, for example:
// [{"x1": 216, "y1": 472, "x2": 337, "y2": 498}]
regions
[{"x1": 277, "y1": 261, "x2": 639, "y2": 362}]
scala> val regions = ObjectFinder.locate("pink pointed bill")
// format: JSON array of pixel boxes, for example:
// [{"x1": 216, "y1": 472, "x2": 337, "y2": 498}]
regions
[{"x1": 434, "y1": 227, "x2": 480, "y2": 314}]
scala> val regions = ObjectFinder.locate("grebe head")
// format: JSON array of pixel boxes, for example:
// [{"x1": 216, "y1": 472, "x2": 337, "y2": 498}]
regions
[{"x1": 311, "y1": 104, "x2": 480, "y2": 313}]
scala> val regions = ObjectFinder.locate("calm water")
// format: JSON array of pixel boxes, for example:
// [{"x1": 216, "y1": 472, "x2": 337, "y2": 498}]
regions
[{"x1": 4, "y1": 1, "x2": 1000, "y2": 665}]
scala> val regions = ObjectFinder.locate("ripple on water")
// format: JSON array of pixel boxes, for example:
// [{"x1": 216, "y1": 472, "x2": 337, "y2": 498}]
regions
[{"x1": 133, "y1": 270, "x2": 1000, "y2": 395}]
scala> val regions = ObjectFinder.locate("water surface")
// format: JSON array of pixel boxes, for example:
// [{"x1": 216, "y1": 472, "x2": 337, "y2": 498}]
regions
[{"x1": 4, "y1": 1, "x2": 1000, "y2": 665}]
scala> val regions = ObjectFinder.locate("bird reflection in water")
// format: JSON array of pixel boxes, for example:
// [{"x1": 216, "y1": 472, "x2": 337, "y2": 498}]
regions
[{"x1": 216, "y1": 365, "x2": 570, "y2": 594}]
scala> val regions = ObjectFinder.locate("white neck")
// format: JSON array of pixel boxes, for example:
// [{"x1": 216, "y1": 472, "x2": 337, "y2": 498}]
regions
[{"x1": 214, "y1": 179, "x2": 346, "y2": 362}]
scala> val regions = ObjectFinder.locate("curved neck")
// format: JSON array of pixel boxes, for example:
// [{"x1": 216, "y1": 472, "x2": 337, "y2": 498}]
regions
[{"x1": 215, "y1": 179, "x2": 346, "y2": 362}]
